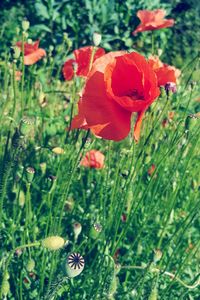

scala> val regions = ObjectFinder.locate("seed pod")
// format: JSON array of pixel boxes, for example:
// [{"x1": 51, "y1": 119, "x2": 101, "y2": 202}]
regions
[
  {"x1": 65, "y1": 253, "x2": 84, "y2": 278},
  {"x1": 73, "y1": 222, "x2": 82, "y2": 241},
  {"x1": 26, "y1": 167, "x2": 35, "y2": 183},
  {"x1": 26, "y1": 258, "x2": 35, "y2": 272},
  {"x1": 42, "y1": 236, "x2": 65, "y2": 251},
  {"x1": 19, "y1": 117, "x2": 34, "y2": 136},
  {"x1": 89, "y1": 222, "x2": 102, "y2": 239},
  {"x1": 40, "y1": 162, "x2": 46, "y2": 175},
  {"x1": 1, "y1": 280, "x2": 10, "y2": 297}
]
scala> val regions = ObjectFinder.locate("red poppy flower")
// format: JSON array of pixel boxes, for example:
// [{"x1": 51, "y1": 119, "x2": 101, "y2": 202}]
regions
[
  {"x1": 15, "y1": 70, "x2": 22, "y2": 81},
  {"x1": 149, "y1": 55, "x2": 181, "y2": 86},
  {"x1": 147, "y1": 164, "x2": 156, "y2": 176},
  {"x1": 71, "y1": 51, "x2": 160, "y2": 141},
  {"x1": 62, "y1": 59, "x2": 76, "y2": 80},
  {"x1": 16, "y1": 40, "x2": 46, "y2": 65},
  {"x1": 133, "y1": 9, "x2": 175, "y2": 35},
  {"x1": 62, "y1": 46, "x2": 105, "y2": 80},
  {"x1": 80, "y1": 150, "x2": 105, "y2": 169}
]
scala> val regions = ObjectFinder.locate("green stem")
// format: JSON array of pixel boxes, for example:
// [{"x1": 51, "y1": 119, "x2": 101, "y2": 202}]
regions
[
  {"x1": 151, "y1": 31, "x2": 154, "y2": 55},
  {"x1": 21, "y1": 32, "x2": 25, "y2": 117}
]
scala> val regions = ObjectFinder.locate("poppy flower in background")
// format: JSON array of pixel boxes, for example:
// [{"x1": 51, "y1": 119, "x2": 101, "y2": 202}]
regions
[
  {"x1": 147, "y1": 164, "x2": 156, "y2": 176},
  {"x1": 62, "y1": 46, "x2": 105, "y2": 80},
  {"x1": 62, "y1": 59, "x2": 76, "y2": 80},
  {"x1": 16, "y1": 40, "x2": 46, "y2": 65},
  {"x1": 148, "y1": 55, "x2": 181, "y2": 87},
  {"x1": 15, "y1": 70, "x2": 22, "y2": 81},
  {"x1": 133, "y1": 9, "x2": 175, "y2": 35},
  {"x1": 80, "y1": 150, "x2": 105, "y2": 169},
  {"x1": 71, "y1": 51, "x2": 160, "y2": 142}
]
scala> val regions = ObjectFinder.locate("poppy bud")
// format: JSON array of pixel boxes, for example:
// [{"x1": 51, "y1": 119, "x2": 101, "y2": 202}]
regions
[
  {"x1": 1, "y1": 280, "x2": 10, "y2": 297},
  {"x1": 148, "y1": 287, "x2": 158, "y2": 300},
  {"x1": 114, "y1": 263, "x2": 121, "y2": 275},
  {"x1": 42, "y1": 236, "x2": 65, "y2": 251},
  {"x1": 65, "y1": 197, "x2": 75, "y2": 212},
  {"x1": 40, "y1": 162, "x2": 46, "y2": 175},
  {"x1": 52, "y1": 147, "x2": 65, "y2": 155},
  {"x1": 18, "y1": 189, "x2": 25, "y2": 207},
  {"x1": 89, "y1": 222, "x2": 102, "y2": 239},
  {"x1": 93, "y1": 32, "x2": 102, "y2": 46},
  {"x1": 47, "y1": 175, "x2": 57, "y2": 192},
  {"x1": 153, "y1": 249, "x2": 162, "y2": 263},
  {"x1": 19, "y1": 117, "x2": 34, "y2": 136},
  {"x1": 26, "y1": 258, "x2": 35, "y2": 272},
  {"x1": 4, "y1": 271, "x2": 10, "y2": 280},
  {"x1": 73, "y1": 222, "x2": 82, "y2": 241},
  {"x1": 65, "y1": 253, "x2": 85, "y2": 278},
  {"x1": 26, "y1": 167, "x2": 35, "y2": 183},
  {"x1": 12, "y1": 46, "x2": 21, "y2": 59},
  {"x1": 22, "y1": 19, "x2": 30, "y2": 31}
]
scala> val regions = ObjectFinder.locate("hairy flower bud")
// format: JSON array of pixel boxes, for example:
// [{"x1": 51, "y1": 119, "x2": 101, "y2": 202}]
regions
[
  {"x1": 22, "y1": 19, "x2": 30, "y2": 31},
  {"x1": 42, "y1": 236, "x2": 65, "y2": 250},
  {"x1": 26, "y1": 258, "x2": 35, "y2": 272},
  {"x1": 93, "y1": 32, "x2": 102, "y2": 46}
]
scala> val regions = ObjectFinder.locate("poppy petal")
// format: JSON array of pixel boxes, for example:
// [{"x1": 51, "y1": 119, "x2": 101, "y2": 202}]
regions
[
  {"x1": 133, "y1": 110, "x2": 145, "y2": 142},
  {"x1": 24, "y1": 49, "x2": 46, "y2": 65}
]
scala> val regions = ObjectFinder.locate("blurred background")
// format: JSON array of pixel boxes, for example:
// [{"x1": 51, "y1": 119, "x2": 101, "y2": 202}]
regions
[{"x1": 0, "y1": 0, "x2": 199, "y2": 68}]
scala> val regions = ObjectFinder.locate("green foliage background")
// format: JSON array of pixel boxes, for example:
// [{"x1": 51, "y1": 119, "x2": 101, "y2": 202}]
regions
[{"x1": 0, "y1": 0, "x2": 199, "y2": 67}]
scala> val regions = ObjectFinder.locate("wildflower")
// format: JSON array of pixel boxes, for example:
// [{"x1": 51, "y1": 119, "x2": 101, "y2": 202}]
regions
[
  {"x1": 15, "y1": 70, "x2": 22, "y2": 81},
  {"x1": 149, "y1": 55, "x2": 181, "y2": 87},
  {"x1": 147, "y1": 164, "x2": 156, "y2": 176},
  {"x1": 165, "y1": 82, "x2": 177, "y2": 95},
  {"x1": 42, "y1": 236, "x2": 65, "y2": 251},
  {"x1": 16, "y1": 40, "x2": 46, "y2": 65},
  {"x1": 133, "y1": 9, "x2": 174, "y2": 35},
  {"x1": 66, "y1": 253, "x2": 85, "y2": 277},
  {"x1": 62, "y1": 46, "x2": 105, "y2": 80},
  {"x1": 80, "y1": 150, "x2": 105, "y2": 169},
  {"x1": 62, "y1": 59, "x2": 76, "y2": 80},
  {"x1": 71, "y1": 51, "x2": 160, "y2": 141}
]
